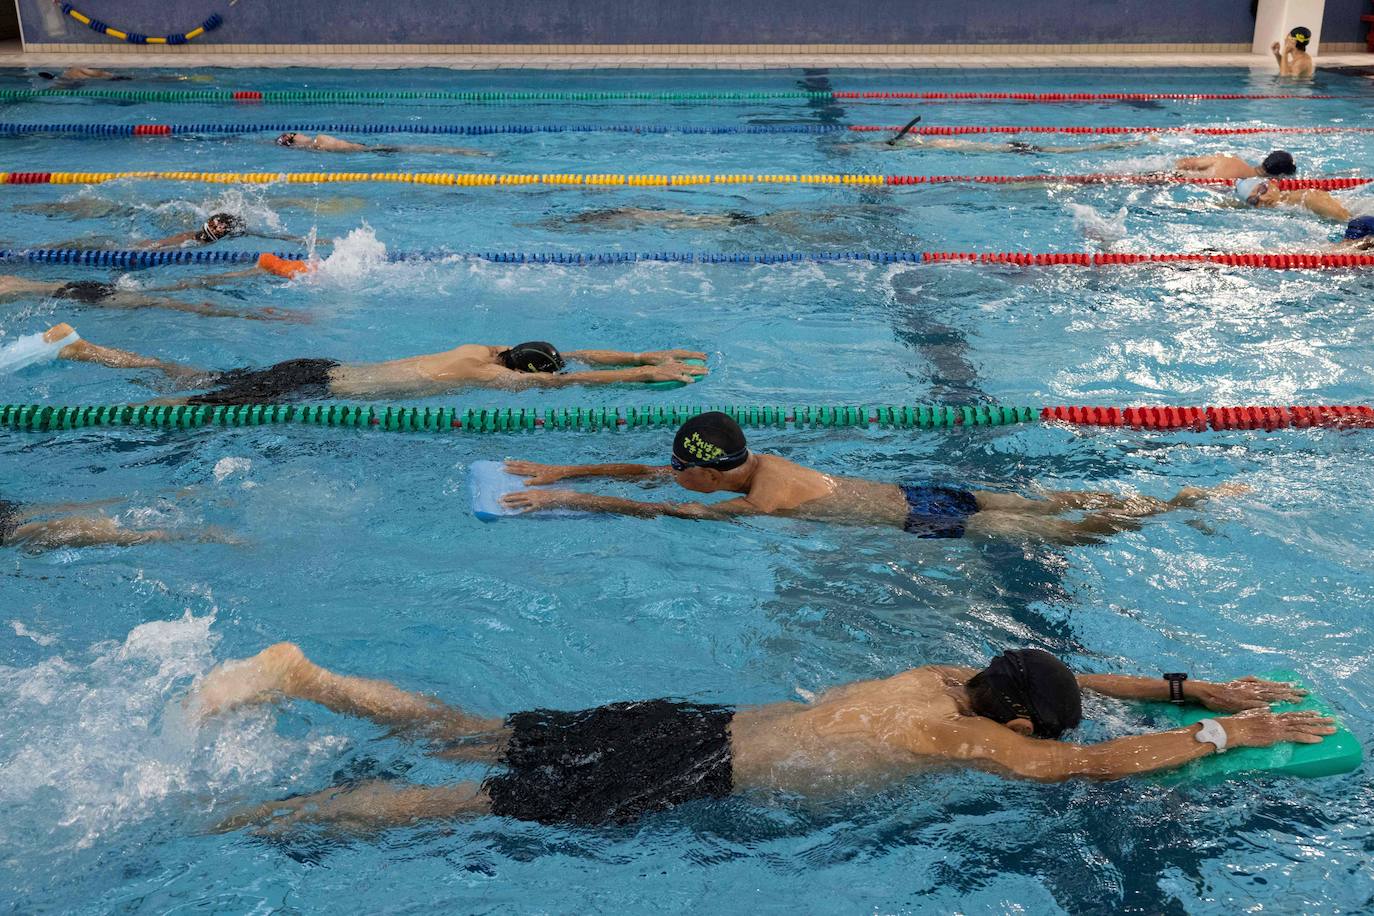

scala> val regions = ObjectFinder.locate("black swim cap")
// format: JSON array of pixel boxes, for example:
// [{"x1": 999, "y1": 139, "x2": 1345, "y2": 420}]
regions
[
  {"x1": 966, "y1": 649, "x2": 1082, "y2": 739},
  {"x1": 199, "y1": 212, "x2": 246, "y2": 242},
  {"x1": 499, "y1": 341, "x2": 565, "y2": 373},
  {"x1": 1289, "y1": 26, "x2": 1311, "y2": 50},
  {"x1": 672, "y1": 411, "x2": 749, "y2": 471},
  {"x1": 1261, "y1": 150, "x2": 1296, "y2": 177}
]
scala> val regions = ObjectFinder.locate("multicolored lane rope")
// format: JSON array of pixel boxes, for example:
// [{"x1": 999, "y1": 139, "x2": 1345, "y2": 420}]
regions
[
  {"x1": 0, "y1": 88, "x2": 1351, "y2": 105},
  {"x1": 4, "y1": 122, "x2": 1374, "y2": 138},
  {"x1": 57, "y1": 3, "x2": 222, "y2": 45},
  {"x1": 2, "y1": 403, "x2": 1371, "y2": 434},
  {"x1": 1, "y1": 169, "x2": 1370, "y2": 189},
  {"x1": 3, "y1": 247, "x2": 1373, "y2": 270}
]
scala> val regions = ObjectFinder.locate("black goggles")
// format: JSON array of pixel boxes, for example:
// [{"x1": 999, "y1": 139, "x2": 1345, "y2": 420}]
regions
[{"x1": 670, "y1": 448, "x2": 748, "y2": 471}]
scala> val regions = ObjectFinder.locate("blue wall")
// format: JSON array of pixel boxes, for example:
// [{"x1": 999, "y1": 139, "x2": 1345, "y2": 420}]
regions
[
  {"x1": 1324, "y1": 0, "x2": 1371, "y2": 43},
  {"x1": 19, "y1": 0, "x2": 1269, "y2": 45}
]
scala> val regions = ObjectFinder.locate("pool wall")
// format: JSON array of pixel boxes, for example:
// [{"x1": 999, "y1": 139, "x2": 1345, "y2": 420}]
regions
[{"x1": 15, "y1": 0, "x2": 1372, "y2": 51}]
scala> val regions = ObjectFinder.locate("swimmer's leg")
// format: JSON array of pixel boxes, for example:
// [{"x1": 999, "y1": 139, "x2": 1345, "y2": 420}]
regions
[
  {"x1": 214, "y1": 779, "x2": 491, "y2": 834},
  {"x1": 102, "y1": 293, "x2": 303, "y2": 322},
  {"x1": 196, "y1": 643, "x2": 507, "y2": 750},
  {"x1": 51, "y1": 323, "x2": 209, "y2": 379},
  {"x1": 974, "y1": 482, "x2": 1248, "y2": 516},
  {"x1": 6, "y1": 516, "x2": 225, "y2": 550}
]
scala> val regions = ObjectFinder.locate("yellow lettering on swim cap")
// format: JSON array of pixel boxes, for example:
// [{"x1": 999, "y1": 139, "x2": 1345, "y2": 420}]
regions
[{"x1": 682, "y1": 432, "x2": 726, "y2": 462}]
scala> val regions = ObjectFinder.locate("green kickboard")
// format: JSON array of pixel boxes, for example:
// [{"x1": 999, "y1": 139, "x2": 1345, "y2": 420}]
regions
[
  {"x1": 640, "y1": 358, "x2": 707, "y2": 390},
  {"x1": 1149, "y1": 670, "x2": 1362, "y2": 782}
]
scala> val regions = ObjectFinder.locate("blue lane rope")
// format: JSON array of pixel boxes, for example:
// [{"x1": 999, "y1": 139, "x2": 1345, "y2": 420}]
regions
[{"x1": 0, "y1": 122, "x2": 852, "y2": 137}]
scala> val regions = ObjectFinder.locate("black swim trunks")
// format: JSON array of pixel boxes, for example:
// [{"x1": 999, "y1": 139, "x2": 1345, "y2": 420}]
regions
[
  {"x1": 483, "y1": 700, "x2": 734, "y2": 826},
  {"x1": 1007, "y1": 141, "x2": 1044, "y2": 154},
  {"x1": 185, "y1": 358, "x2": 340, "y2": 406},
  {"x1": 900, "y1": 484, "x2": 979, "y2": 538},
  {"x1": 724, "y1": 210, "x2": 760, "y2": 226},
  {"x1": 54, "y1": 281, "x2": 117, "y2": 304},
  {"x1": 0, "y1": 499, "x2": 23, "y2": 546}
]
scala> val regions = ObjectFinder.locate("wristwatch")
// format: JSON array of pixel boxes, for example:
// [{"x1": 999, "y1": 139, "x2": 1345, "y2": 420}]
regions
[
  {"x1": 1194, "y1": 718, "x2": 1228, "y2": 753},
  {"x1": 1163, "y1": 672, "x2": 1188, "y2": 704}
]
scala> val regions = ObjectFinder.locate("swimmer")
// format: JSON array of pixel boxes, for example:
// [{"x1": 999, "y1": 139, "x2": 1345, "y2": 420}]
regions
[
  {"x1": 0, "y1": 275, "x2": 299, "y2": 320},
  {"x1": 36, "y1": 67, "x2": 130, "y2": 82},
  {"x1": 275, "y1": 132, "x2": 486, "y2": 157},
  {"x1": 198, "y1": 641, "x2": 1333, "y2": 832},
  {"x1": 1174, "y1": 149, "x2": 1297, "y2": 181},
  {"x1": 1334, "y1": 216, "x2": 1374, "y2": 251},
  {"x1": 882, "y1": 135, "x2": 1149, "y2": 154},
  {"x1": 540, "y1": 204, "x2": 907, "y2": 245},
  {"x1": 1233, "y1": 176, "x2": 1351, "y2": 223},
  {"x1": 0, "y1": 490, "x2": 231, "y2": 552},
  {"x1": 37, "y1": 213, "x2": 316, "y2": 252},
  {"x1": 1273, "y1": 27, "x2": 1315, "y2": 78},
  {"x1": 39, "y1": 324, "x2": 708, "y2": 403},
  {"x1": 501, "y1": 412, "x2": 1246, "y2": 546}
]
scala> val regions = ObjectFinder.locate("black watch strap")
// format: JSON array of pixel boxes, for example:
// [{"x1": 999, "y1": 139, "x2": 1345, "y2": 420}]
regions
[{"x1": 1163, "y1": 672, "x2": 1188, "y2": 704}]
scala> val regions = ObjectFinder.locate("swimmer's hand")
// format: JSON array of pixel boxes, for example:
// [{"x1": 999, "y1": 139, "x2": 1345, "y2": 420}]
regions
[
  {"x1": 629, "y1": 362, "x2": 708, "y2": 384},
  {"x1": 501, "y1": 488, "x2": 579, "y2": 512},
  {"x1": 1188, "y1": 675, "x2": 1308, "y2": 713},
  {"x1": 1272, "y1": 41, "x2": 1282, "y2": 54},
  {"x1": 1218, "y1": 709, "x2": 1336, "y2": 747},
  {"x1": 639, "y1": 349, "x2": 707, "y2": 364},
  {"x1": 504, "y1": 460, "x2": 572, "y2": 486}
]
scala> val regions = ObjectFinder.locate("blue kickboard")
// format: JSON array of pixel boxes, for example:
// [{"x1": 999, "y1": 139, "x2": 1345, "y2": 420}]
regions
[
  {"x1": 468, "y1": 460, "x2": 591, "y2": 522},
  {"x1": 1150, "y1": 670, "x2": 1362, "y2": 782}
]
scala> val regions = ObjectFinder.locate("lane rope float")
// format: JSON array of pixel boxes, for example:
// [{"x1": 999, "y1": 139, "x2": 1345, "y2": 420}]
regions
[
  {"x1": 7, "y1": 123, "x2": 1374, "y2": 139},
  {"x1": 0, "y1": 89, "x2": 1348, "y2": 105},
  {"x1": 1, "y1": 170, "x2": 1367, "y2": 189},
  {"x1": 57, "y1": 3, "x2": 222, "y2": 45},
  {"x1": 3, "y1": 248, "x2": 1373, "y2": 270},
  {"x1": 1, "y1": 403, "x2": 1372, "y2": 434}
]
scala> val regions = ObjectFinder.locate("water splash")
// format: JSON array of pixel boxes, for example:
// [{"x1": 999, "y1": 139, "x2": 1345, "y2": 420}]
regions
[{"x1": 1067, "y1": 202, "x2": 1129, "y2": 247}]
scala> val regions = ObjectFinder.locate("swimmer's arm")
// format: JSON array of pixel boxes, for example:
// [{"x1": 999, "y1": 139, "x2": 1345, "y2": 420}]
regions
[
  {"x1": 140, "y1": 231, "x2": 199, "y2": 250},
  {"x1": 146, "y1": 268, "x2": 261, "y2": 290},
  {"x1": 1301, "y1": 191, "x2": 1351, "y2": 223},
  {"x1": 1174, "y1": 155, "x2": 1218, "y2": 172},
  {"x1": 1078, "y1": 673, "x2": 1307, "y2": 711},
  {"x1": 511, "y1": 366, "x2": 697, "y2": 387},
  {"x1": 528, "y1": 491, "x2": 760, "y2": 520},
  {"x1": 564, "y1": 349, "x2": 707, "y2": 366},
  {"x1": 504, "y1": 459, "x2": 672, "y2": 483}
]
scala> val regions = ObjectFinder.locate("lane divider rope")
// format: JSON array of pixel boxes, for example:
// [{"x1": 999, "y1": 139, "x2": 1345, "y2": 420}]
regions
[
  {"x1": 57, "y1": 3, "x2": 222, "y2": 45},
  {"x1": 6, "y1": 122, "x2": 1374, "y2": 138},
  {"x1": 0, "y1": 89, "x2": 1347, "y2": 105},
  {"x1": 2, "y1": 403, "x2": 1370, "y2": 433},
  {"x1": 1, "y1": 170, "x2": 1367, "y2": 189},
  {"x1": 3, "y1": 248, "x2": 1372, "y2": 269}
]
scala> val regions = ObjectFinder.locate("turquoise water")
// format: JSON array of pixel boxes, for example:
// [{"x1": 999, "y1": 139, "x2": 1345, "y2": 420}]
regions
[{"x1": 1, "y1": 67, "x2": 1373, "y2": 913}]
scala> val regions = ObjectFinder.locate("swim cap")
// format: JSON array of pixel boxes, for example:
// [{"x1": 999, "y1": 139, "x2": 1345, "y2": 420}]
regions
[
  {"x1": 1289, "y1": 26, "x2": 1311, "y2": 51},
  {"x1": 966, "y1": 649, "x2": 1082, "y2": 739},
  {"x1": 198, "y1": 212, "x2": 246, "y2": 242},
  {"x1": 499, "y1": 341, "x2": 564, "y2": 373},
  {"x1": 1261, "y1": 150, "x2": 1296, "y2": 177},
  {"x1": 1345, "y1": 216, "x2": 1374, "y2": 241},
  {"x1": 671, "y1": 411, "x2": 749, "y2": 471},
  {"x1": 1234, "y1": 177, "x2": 1268, "y2": 206}
]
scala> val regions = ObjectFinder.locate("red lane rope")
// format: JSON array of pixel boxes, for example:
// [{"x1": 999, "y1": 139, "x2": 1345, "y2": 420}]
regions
[
  {"x1": 922, "y1": 253, "x2": 1374, "y2": 267},
  {"x1": 849, "y1": 125, "x2": 1374, "y2": 135},
  {"x1": 882, "y1": 174, "x2": 1372, "y2": 189},
  {"x1": 834, "y1": 92, "x2": 1343, "y2": 101},
  {"x1": 1041, "y1": 405, "x2": 1374, "y2": 430}
]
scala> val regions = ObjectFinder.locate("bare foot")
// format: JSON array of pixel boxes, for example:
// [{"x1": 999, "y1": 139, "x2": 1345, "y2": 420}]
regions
[{"x1": 193, "y1": 642, "x2": 305, "y2": 719}]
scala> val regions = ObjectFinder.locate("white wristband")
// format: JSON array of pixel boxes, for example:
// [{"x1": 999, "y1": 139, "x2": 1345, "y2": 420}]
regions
[{"x1": 1194, "y1": 718, "x2": 1228, "y2": 753}]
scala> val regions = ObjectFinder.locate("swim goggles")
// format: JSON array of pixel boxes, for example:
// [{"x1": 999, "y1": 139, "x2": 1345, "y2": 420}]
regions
[
  {"x1": 276, "y1": 132, "x2": 300, "y2": 148},
  {"x1": 1245, "y1": 181, "x2": 1270, "y2": 208},
  {"x1": 670, "y1": 447, "x2": 749, "y2": 471}
]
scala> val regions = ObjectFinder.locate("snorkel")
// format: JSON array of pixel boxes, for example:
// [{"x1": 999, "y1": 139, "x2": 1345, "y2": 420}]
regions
[{"x1": 887, "y1": 114, "x2": 922, "y2": 146}]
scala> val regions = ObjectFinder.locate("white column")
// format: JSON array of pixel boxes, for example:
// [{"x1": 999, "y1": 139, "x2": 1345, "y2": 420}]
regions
[{"x1": 1253, "y1": 0, "x2": 1326, "y2": 55}]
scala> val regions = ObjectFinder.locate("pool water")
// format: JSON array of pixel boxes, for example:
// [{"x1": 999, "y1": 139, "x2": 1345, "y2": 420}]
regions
[{"x1": 2, "y1": 67, "x2": 1373, "y2": 913}]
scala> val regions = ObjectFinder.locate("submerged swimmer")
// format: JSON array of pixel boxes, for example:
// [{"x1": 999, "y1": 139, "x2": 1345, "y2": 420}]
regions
[
  {"x1": 1334, "y1": 216, "x2": 1374, "y2": 251},
  {"x1": 882, "y1": 134, "x2": 1148, "y2": 154},
  {"x1": 1174, "y1": 149, "x2": 1297, "y2": 181},
  {"x1": 0, "y1": 275, "x2": 298, "y2": 320},
  {"x1": 0, "y1": 489, "x2": 230, "y2": 552},
  {"x1": 196, "y1": 641, "x2": 1333, "y2": 832},
  {"x1": 38, "y1": 325, "x2": 708, "y2": 403},
  {"x1": 275, "y1": 132, "x2": 486, "y2": 157},
  {"x1": 1273, "y1": 27, "x2": 1315, "y2": 78},
  {"x1": 501, "y1": 412, "x2": 1245, "y2": 546},
  {"x1": 37, "y1": 212, "x2": 317, "y2": 252},
  {"x1": 36, "y1": 67, "x2": 130, "y2": 82},
  {"x1": 1233, "y1": 176, "x2": 1351, "y2": 223}
]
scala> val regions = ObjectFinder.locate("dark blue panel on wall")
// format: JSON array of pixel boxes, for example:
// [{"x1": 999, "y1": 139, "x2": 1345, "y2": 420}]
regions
[
  {"x1": 1323, "y1": 0, "x2": 1370, "y2": 42},
  {"x1": 18, "y1": 0, "x2": 1262, "y2": 45}
]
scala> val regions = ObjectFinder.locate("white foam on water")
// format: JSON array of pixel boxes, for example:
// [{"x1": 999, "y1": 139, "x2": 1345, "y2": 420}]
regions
[
  {"x1": 9, "y1": 620, "x2": 58, "y2": 647},
  {"x1": 212, "y1": 456, "x2": 253, "y2": 484},
  {"x1": 1067, "y1": 202, "x2": 1130, "y2": 247},
  {"x1": 0, "y1": 611, "x2": 344, "y2": 853}
]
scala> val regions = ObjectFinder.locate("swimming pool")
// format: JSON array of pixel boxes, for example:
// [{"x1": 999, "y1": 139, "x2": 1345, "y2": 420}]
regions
[{"x1": 2, "y1": 65, "x2": 1373, "y2": 913}]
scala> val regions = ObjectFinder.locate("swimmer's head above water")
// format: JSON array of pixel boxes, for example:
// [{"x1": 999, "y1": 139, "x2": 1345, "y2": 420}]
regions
[
  {"x1": 965, "y1": 649, "x2": 1083, "y2": 739},
  {"x1": 1260, "y1": 150, "x2": 1296, "y2": 177},
  {"x1": 1288, "y1": 26, "x2": 1312, "y2": 52},
  {"x1": 195, "y1": 212, "x2": 246, "y2": 243},
  {"x1": 276, "y1": 132, "x2": 302, "y2": 148},
  {"x1": 1345, "y1": 216, "x2": 1374, "y2": 242},
  {"x1": 1234, "y1": 177, "x2": 1278, "y2": 208},
  {"x1": 498, "y1": 341, "x2": 565, "y2": 373},
  {"x1": 670, "y1": 411, "x2": 750, "y2": 491}
]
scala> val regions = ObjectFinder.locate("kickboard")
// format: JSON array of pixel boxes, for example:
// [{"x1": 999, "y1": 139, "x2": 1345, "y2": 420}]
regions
[
  {"x1": 1149, "y1": 670, "x2": 1362, "y2": 782},
  {"x1": 469, "y1": 460, "x2": 593, "y2": 522},
  {"x1": 640, "y1": 358, "x2": 706, "y2": 390}
]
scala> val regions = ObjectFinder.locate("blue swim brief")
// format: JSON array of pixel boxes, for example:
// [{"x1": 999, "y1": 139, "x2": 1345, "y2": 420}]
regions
[{"x1": 900, "y1": 485, "x2": 979, "y2": 538}]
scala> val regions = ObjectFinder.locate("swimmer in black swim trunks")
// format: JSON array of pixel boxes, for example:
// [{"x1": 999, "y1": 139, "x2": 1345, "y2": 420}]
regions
[
  {"x1": 0, "y1": 275, "x2": 297, "y2": 320},
  {"x1": 877, "y1": 135, "x2": 1149, "y2": 154},
  {"x1": 40, "y1": 323, "x2": 708, "y2": 401},
  {"x1": 502, "y1": 411, "x2": 1247, "y2": 545},
  {"x1": 275, "y1": 132, "x2": 486, "y2": 157},
  {"x1": 0, "y1": 491, "x2": 229, "y2": 551},
  {"x1": 197, "y1": 642, "x2": 1330, "y2": 832}
]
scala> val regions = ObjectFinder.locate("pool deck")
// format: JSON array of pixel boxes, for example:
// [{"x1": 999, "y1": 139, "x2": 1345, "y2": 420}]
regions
[{"x1": 1, "y1": 41, "x2": 1372, "y2": 70}]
